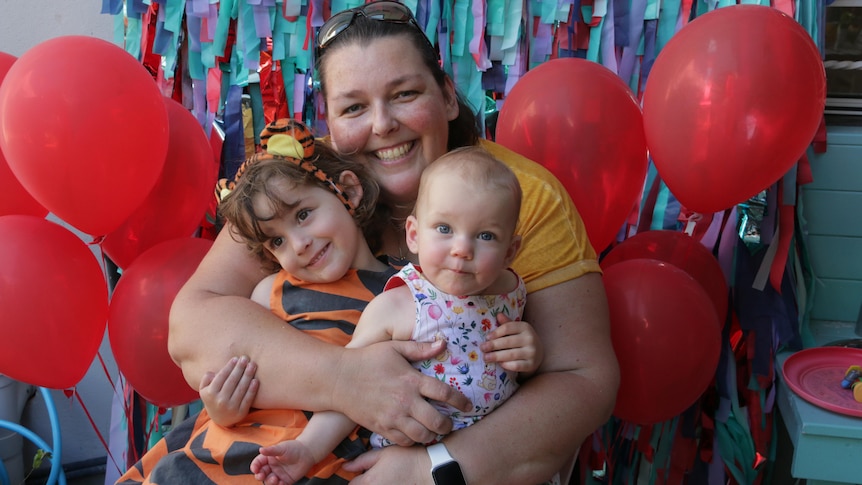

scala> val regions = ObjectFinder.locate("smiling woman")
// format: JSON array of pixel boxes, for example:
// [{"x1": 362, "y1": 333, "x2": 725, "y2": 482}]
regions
[{"x1": 139, "y1": 3, "x2": 617, "y2": 484}]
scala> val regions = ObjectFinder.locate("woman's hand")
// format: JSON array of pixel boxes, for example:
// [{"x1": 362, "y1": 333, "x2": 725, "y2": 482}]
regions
[
  {"x1": 481, "y1": 313, "x2": 544, "y2": 375},
  {"x1": 333, "y1": 339, "x2": 471, "y2": 446},
  {"x1": 343, "y1": 445, "x2": 430, "y2": 485}
]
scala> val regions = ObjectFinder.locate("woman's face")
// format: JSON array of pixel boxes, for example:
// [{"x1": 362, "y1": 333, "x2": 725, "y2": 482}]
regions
[{"x1": 322, "y1": 37, "x2": 459, "y2": 206}]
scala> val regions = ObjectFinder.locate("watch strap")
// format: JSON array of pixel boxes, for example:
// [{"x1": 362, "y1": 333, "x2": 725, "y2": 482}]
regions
[{"x1": 427, "y1": 442, "x2": 455, "y2": 469}]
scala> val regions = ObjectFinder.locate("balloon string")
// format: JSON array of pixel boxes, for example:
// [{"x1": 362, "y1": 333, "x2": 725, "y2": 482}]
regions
[
  {"x1": 72, "y1": 389, "x2": 124, "y2": 476},
  {"x1": 96, "y1": 351, "x2": 124, "y2": 403}
]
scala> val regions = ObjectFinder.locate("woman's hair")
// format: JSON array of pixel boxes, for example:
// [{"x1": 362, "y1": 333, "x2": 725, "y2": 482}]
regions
[
  {"x1": 316, "y1": 15, "x2": 480, "y2": 149},
  {"x1": 219, "y1": 141, "x2": 384, "y2": 271}
]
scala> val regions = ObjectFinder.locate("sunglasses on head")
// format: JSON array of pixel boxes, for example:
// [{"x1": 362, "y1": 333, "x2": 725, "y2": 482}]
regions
[{"x1": 315, "y1": 1, "x2": 439, "y2": 59}]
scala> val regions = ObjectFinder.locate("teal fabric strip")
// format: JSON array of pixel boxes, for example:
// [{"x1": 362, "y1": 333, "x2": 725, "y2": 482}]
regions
[
  {"x1": 125, "y1": 15, "x2": 143, "y2": 60},
  {"x1": 188, "y1": 48, "x2": 205, "y2": 80},
  {"x1": 540, "y1": 0, "x2": 555, "y2": 24},
  {"x1": 586, "y1": 14, "x2": 603, "y2": 63},
  {"x1": 441, "y1": 0, "x2": 454, "y2": 76},
  {"x1": 427, "y1": 0, "x2": 441, "y2": 45},
  {"x1": 796, "y1": 0, "x2": 819, "y2": 50},
  {"x1": 239, "y1": 0, "x2": 262, "y2": 70},
  {"x1": 653, "y1": 418, "x2": 679, "y2": 478},
  {"x1": 404, "y1": 0, "x2": 419, "y2": 15},
  {"x1": 164, "y1": 0, "x2": 186, "y2": 36},
  {"x1": 501, "y1": 0, "x2": 521, "y2": 51},
  {"x1": 655, "y1": 0, "x2": 680, "y2": 54},
  {"x1": 644, "y1": 0, "x2": 659, "y2": 20},
  {"x1": 452, "y1": 0, "x2": 469, "y2": 57},
  {"x1": 294, "y1": 17, "x2": 311, "y2": 72},
  {"x1": 453, "y1": 53, "x2": 482, "y2": 111},
  {"x1": 231, "y1": 42, "x2": 250, "y2": 86},
  {"x1": 214, "y1": 0, "x2": 236, "y2": 60},
  {"x1": 487, "y1": 0, "x2": 504, "y2": 37},
  {"x1": 282, "y1": 59, "x2": 296, "y2": 115},
  {"x1": 201, "y1": 41, "x2": 216, "y2": 69},
  {"x1": 651, "y1": 184, "x2": 671, "y2": 231},
  {"x1": 113, "y1": 13, "x2": 126, "y2": 47},
  {"x1": 248, "y1": 81, "x2": 265, "y2": 144}
]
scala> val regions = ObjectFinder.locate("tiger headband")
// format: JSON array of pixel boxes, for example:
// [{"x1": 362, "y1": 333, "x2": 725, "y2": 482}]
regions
[{"x1": 215, "y1": 119, "x2": 356, "y2": 215}]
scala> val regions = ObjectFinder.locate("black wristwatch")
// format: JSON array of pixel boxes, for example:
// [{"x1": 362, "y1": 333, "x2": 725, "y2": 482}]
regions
[{"x1": 427, "y1": 442, "x2": 467, "y2": 485}]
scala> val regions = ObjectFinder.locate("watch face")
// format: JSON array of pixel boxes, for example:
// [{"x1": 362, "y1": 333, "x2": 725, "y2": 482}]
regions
[{"x1": 432, "y1": 462, "x2": 467, "y2": 485}]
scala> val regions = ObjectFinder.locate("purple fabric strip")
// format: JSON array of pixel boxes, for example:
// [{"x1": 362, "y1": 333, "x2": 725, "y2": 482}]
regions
[
  {"x1": 152, "y1": 18, "x2": 173, "y2": 56},
  {"x1": 618, "y1": 0, "x2": 646, "y2": 86},
  {"x1": 613, "y1": 0, "x2": 629, "y2": 46},
  {"x1": 253, "y1": 4, "x2": 273, "y2": 38},
  {"x1": 193, "y1": 81, "x2": 208, "y2": 132},
  {"x1": 191, "y1": 0, "x2": 210, "y2": 16},
  {"x1": 102, "y1": 0, "x2": 123, "y2": 15},
  {"x1": 186, "y1": 6, "x2": 202, "y2": 53},
  {"x1": 600, "y1": 0, "x2": 618, "y2": 73},
  {"x1": 759, "y1": 185, "x2": 777, "y2": 247},
  {"x1": 717, "y1": 206, "x2": 737, "y2": 284},
  {"x1": 130, "y1": 0, "x2": 149, "y2": 15},
  {"x1": 639, "y1": 19, "x2": 657, "y2": 93}
]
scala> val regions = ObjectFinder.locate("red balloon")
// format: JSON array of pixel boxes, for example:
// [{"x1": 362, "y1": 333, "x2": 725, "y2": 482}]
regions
[
  {"x1": 497, "y1": 58, "x2": 648, "y2": 253},
  {"x1": 602, "y1": 230, "x2": 728, "y2": 326},
  {"x1": 101, "y1": 97, "x2": 219, "y2": 268},
  {"x1": 0, "y1": 52, "x2": 48, "y2": 218},
  {"x1": 108, "y1": 237, "x2": 213, "y2": 407},
  {"x1": 643, "y1": 5, "x2": 826, "y2": 214},
  {"x1": 604, "y1": 258, "x2": 721, "y2": 425},
  {"x1": 0, "y1": 216, "x2": 108, "y2": 388},
  {"x1": 0, "y1": 36, "x2": 169, "y2": 236}
]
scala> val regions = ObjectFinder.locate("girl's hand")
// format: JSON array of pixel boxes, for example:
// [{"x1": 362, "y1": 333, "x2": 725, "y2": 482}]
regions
[
  {"x1": 480, "y1": 314, "x2": 544, "y2": 376},
  {"x1": 198, "y1": 356, "x2": 259, "y2": 427}
]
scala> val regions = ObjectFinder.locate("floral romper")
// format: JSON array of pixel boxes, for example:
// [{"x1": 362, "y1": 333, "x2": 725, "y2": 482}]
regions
[{"x1": 370, "y1": 262, "x2": 527, "y2": 448}]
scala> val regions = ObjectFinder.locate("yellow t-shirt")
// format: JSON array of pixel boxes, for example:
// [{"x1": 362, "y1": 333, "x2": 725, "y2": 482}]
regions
[{"x1": 479, "y1": 139, "x2": 601, "y2": 294}]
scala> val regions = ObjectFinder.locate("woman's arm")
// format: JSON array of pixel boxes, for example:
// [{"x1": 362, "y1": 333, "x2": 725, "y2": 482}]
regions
[
  {"x1": 345, "y1": 273, "x2": 620, "y2": 484},
  {"x1": 168, "y1": 227, "x2": 469, "y2": 440}
]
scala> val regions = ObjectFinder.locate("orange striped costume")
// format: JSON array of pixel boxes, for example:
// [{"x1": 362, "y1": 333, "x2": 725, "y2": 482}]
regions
[{"x1": 117, "y1": 266, "x2": 395, "y2": 485}]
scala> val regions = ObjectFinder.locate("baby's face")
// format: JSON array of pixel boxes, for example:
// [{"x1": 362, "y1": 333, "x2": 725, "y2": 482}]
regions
[{"x1": 406, "y1": 171, "x2": 519, "y2": 296}]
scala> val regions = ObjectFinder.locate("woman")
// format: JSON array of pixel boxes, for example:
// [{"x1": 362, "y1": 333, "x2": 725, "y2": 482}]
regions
[{"x1": 168, "y1": 2, "x2": 619, "y2": 483}]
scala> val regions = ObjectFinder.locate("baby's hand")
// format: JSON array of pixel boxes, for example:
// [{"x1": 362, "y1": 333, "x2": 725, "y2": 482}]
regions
[
  {"x1": 198, "y1": 356, "x2": 258, "y2": 427},
  {"x1": 480, "y1": 314, "x2": 543, "y2": 375},
  {"x1": 251, "y1": 440, "x2": 317, "y2": 485}
]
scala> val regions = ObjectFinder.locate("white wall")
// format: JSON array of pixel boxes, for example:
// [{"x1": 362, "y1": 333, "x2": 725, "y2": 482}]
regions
[
  {"x1": 0, "y1": 0, "x2": 115, "y2": 57},
  {"x1": 0, "y1": 1, "x2": 120, "y2": 482}
]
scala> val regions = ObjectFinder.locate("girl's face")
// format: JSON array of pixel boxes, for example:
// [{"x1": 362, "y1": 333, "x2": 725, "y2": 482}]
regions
[
  {"x1": 322, "y1": 37, "x2": 459, "y2": 207},
  {"x1": 253, "y1": 176, "x2": 375, "y2": 283}
]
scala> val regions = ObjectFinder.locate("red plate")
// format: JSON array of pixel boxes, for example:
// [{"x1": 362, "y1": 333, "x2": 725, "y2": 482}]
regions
[{"x1": 782, "y1": 347, "x2": 862, "y2": 417}]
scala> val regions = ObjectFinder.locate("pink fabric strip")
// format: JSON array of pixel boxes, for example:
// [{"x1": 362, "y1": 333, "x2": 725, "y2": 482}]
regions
[{"x1": 470, "y1": 0, "x2": 492, "y2": 70}]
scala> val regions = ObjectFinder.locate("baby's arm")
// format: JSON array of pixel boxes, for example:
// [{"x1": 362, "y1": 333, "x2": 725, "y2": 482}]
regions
[
  {"x1": 252, "y1": 289, "x2": 415, "y2": 483},
  {"x1": 480, "y1": 313, "x2": 544, "y2": 377},
  {"x1": 251, "y1": 411, "x2": 356, "y2": 485}
]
